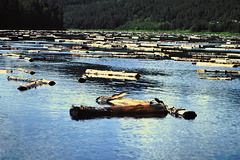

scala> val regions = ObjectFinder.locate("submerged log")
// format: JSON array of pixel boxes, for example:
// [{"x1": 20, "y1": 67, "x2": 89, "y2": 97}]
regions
[
  {"x1": 18, "y1": 81, "x2": 43, "y2": 91},
  {"x1": 8, "y1": 76, "x2": 56, "y2": 85},
  {"x1": 17, "y1": 68, "x2": 35, "y2": 75},
  {"x1": 0, "y1": 70, "x2": 13, "y2": 73}
]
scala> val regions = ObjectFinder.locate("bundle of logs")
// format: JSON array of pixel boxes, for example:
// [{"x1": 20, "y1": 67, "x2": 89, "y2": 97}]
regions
[{"x1": 70, "y1": 93, "x2": 197, "y2": 120}]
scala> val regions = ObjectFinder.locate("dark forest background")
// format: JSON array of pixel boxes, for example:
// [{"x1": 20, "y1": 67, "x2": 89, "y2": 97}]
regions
[{"x1": 1, "y1": 0, "x2": 240, "y2": 33}]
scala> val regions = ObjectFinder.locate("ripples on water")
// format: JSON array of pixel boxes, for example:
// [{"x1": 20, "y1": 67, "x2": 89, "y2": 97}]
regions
[{"x1": 0, "y1": 41, "x2": 240, "y2": 160}]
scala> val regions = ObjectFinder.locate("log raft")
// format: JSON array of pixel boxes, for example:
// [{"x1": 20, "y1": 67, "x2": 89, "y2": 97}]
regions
[{"x1": 7, "y1": 76, "x2": 56, "y2": 85}]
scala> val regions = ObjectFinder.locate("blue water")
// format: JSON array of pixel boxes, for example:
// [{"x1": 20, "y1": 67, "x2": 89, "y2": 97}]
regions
[{"x1": 0, "y1": 41, "x2": 240, "y2": 160}]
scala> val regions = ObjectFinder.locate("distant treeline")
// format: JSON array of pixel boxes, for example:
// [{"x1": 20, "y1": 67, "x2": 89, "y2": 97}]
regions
[
  {"x1": 1, "y1": 0, "x2": 240, "y2": 33},
  {"x1": 0, "y1": 0, "x2": 63, "y2": 29},
  {"x1": 61, "y1": 0, "x2": 240, "y2": 33}
]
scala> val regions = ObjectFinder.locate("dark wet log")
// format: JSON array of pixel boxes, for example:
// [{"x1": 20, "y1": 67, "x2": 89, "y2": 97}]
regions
[
  {"x1": 17, "y1": 68, "x2": 35, "y2": 75},
  {"x1": 70, "y1": 104, "x2": 168, "y2": 120},
  {"x1": 0, "y1": 70, "x2": 13, "y2": 73},
  {"x1": 17, "y1": 81, "x2": 43, "y2": 91},
  {"x1": 8, "y1": 76, "x2": 56, "y2": 86},
  {"x1": 78, "y1": 75, "x2": 87, "y2": 83}
]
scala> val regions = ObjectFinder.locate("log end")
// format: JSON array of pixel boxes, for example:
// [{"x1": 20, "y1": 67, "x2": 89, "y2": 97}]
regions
[
  {"x1": 78, "y1": 75, "x2": 87, "y2": 83},
  {"x1": 30, "y1": 71, "x2": 35, "y2": 75},
  {"x1": 48, "y1": 81, "x2": 56, "y2": 86},
  {"x1": 17, "y1": 86, "x2": 28, "y2": 91},
  {"x1": 182, "y1": 111, "x2": 197, "y2": 120}
]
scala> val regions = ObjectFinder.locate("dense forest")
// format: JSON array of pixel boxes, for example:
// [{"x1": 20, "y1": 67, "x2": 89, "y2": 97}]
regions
[
  {"x1": 0, "y1": 0, "x2": 63, "y2": 29},
  {"x1": 0, "y1": 0, "x2": 240, "y2": 33}
]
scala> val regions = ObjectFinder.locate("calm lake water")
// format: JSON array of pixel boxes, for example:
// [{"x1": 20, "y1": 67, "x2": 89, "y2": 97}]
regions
[{"x1": 0, "y1": 40, "x2": 240, "y2": 160}]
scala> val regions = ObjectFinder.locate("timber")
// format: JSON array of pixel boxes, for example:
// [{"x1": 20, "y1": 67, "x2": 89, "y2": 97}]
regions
[
  {"x1": 17, "y1": 68, "x2": 35, "y2": 75},
  {"x1": 197, "y1": 77, "x2": 232, "y2": 81},
  {"x1": 78, "y1": 69, "x2": 141, "y2": 82},
  {"x1": 18, "y1": 81, "x2": 43, "y2": 91},
  {"x1": 196, "y1": 62, "x2": 238, "y2": 68},
  {"x1": 197, "y1": 69, "x2": 240, "y2": 74},
  {"x1": 8, "y1": 76, "x2": 56, "y2": 85},
  {"x1": 70, "y1": 93, "x2": 197, "y2": 120},
  {"x1": 70, "y1": 104, "x2": 168, "y2": 120},
  {"x1": 0, "y1": 69, "x2": 13, "y2": 73}
]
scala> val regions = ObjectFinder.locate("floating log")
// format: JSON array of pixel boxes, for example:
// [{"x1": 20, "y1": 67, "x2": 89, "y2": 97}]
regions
[
  {"x1": 70, "y1": 93, "x2": 197, "y2": 120},
  {"x1": 197, "y1": 69, "x2": 240, "y2": 74},
  {"x1": 0, "y1": 70, "x2": 13, "y2": 73},
  {"x1": 196, "y1": 62, "x2": 238, "y2": 68},
  {"x1": 164, "y1": 104, "x2": 197, "y2": 120},
  {"x1": 70, "y1": 103, "x2": 168, "y2": 120},
  {"x1": 17, "y1": 68, "x2": 35, "y2": 75},
  {"x1": 8, "y1": 76, "x2": 56, "y2": 85},
  {"x1": 197, "y1": 77, "x2": 232, "y2": 81},
  {"x1": 81, "y1": 69, "x2": 141, "y2": 81},
  {"x1": 18, "y1": 81, "x2": 43, "y2": 91}
]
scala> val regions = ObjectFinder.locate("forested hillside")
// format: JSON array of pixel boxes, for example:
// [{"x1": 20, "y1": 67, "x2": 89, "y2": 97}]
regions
[
  {"x1": 0, "y1": 0, "x2": 239, "y2": 33},
  {"x1": 0, "y1": 0, "x2": 63, "y2": 29},
  {"x1": 61, "y1": 0, "x2": 240, "y2": 33}
]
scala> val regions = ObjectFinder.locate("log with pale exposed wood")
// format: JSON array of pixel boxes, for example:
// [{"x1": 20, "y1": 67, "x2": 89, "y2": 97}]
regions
[
  {"x1": 70, "y1": 93, "x2": 197, "y2": 120},
  {"x1": 0, "y1": 70, "x2": 13, "y2": 73},
  {"x1": 17, "y1": 68, "x2": 35, "y2": 75},
  {"x1": 78, "y1": 69, "x2": 141, "y2": 82},
  {"x1": 17, "y1": 81, "x2": 43, "y2": 91},
  {"x1": 8, "y1": 76, "x2": 56, "y2": 85},
  {"x1": 196, "y1": 62, "x2": 238, "y2": 68},
  {"x1": 197, "y1": 77, "x2": 232, "y2": 81}
]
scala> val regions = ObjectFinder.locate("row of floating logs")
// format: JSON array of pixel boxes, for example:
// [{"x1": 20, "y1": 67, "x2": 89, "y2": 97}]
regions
[
  {"x1": 197, "y1": 69, "x2": 240, "y2": 80},
  {"x1": 197, "y1": 69, "x2": 240, "y2": 74}
]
